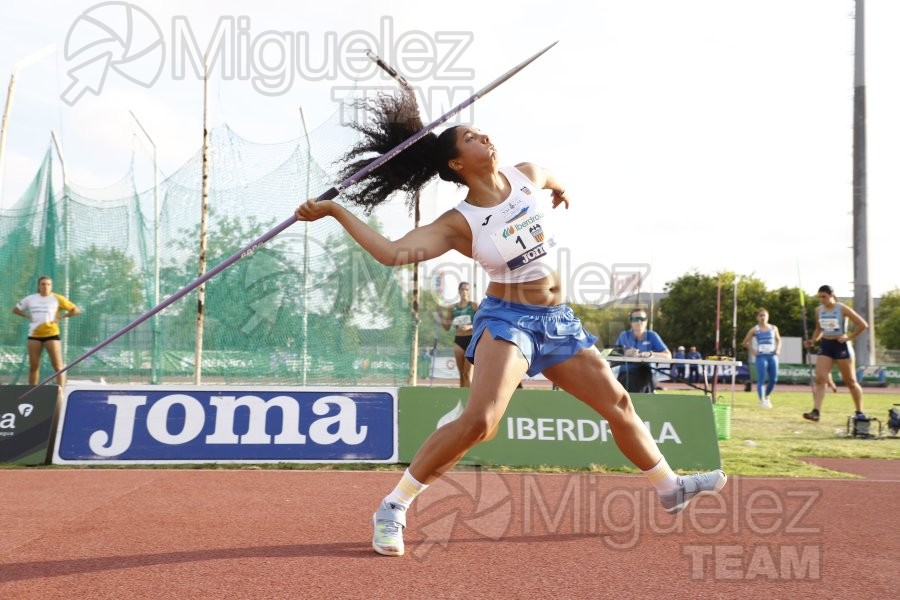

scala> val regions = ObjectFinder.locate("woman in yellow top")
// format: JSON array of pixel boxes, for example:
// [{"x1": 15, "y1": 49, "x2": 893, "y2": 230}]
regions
[{"x1": 12, "y1": 276, "x2": 80, "y2": 387}]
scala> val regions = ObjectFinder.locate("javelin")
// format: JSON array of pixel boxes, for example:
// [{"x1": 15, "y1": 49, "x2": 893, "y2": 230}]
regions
[
  {"x1": 21, "y1": 41, "x2": 558, "y2": 397},
  {"x1": 366, "y1": 50, "x2": 410, "y2": 88}
]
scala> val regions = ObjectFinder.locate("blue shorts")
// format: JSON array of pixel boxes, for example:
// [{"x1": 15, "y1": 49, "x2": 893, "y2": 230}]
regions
[
  {"x1": 818, "y1": 338, "x2": 852, "y2": 360},
  {"x1": 465, "y1": 296, "x2": 598, "y2": 377}
]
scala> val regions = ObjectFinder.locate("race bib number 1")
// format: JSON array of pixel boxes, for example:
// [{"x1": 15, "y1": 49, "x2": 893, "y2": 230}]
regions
[{"x1": 490, "y1": 212, "x2": 550, "y2": 271}]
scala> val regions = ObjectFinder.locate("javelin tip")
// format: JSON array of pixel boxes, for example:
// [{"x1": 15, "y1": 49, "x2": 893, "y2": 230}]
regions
[{"x1": 475, "y1": 41, "x2": 558, "y2": 98}]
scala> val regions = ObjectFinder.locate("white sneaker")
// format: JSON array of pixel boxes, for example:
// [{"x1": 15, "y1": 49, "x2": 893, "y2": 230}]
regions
[
  {"x1": 759, "y1": 397, "x2": 772, "y2": 409},
  {"x1": 372, "y1": 501, "x2": 406, "y2": 556},
  {"x1": 659, "y1": 470, "x2": 728, "y2": 513}
]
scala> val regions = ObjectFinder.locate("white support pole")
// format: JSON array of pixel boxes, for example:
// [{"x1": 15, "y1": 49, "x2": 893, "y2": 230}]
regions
[
  {"x1": 409, "y1": 190, "x2": 421, "y2": 386},
  {"x1": 130, "y1": 110, "x2": 161, "y2": 384},
  {"x1": 0, "y1": 73, "x2": 17, "y2": 205},
  {"x1": 0, "y1": 45, "x2": 54, "y2": 206},
  {"x1": 50, "y1": 130, "x2": 69, "y2": 364},
  {"x1": 299, "y1": 106, "x2": 312, "y2": 386},
  {"x1": 195, "y1": 55, "x2": 211, "y2": 384}
]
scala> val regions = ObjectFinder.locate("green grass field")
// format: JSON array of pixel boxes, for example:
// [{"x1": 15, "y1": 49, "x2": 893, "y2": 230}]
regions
[
  {"x1": 494, "y1": 386, "x2": 900, "y2": 478},
  {"x1": 464, "y1": 387, "x2": 900, "y2": 479},
  {"x1": 706, "y1": 388, "x2": 900, "y2": 478}
]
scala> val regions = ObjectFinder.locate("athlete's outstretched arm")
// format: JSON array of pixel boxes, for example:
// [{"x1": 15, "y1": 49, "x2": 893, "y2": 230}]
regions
[{"x1": 295, "y1": 200, "x2": 469, "y2": 266}]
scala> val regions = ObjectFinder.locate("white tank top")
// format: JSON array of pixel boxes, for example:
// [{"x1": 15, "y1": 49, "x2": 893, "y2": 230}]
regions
[{"x1": 453, "y1": 166, "x2": 559, "y2": 284}]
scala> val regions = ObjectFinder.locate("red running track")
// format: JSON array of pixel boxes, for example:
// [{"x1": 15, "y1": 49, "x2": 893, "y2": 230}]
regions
[{"x1": 1, "y1": 467, "x2": 898, "y2": 599}]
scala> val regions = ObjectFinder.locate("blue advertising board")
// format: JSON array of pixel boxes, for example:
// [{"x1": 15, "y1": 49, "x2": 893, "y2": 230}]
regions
[{"x1": 54, "y1": 385, "x2": 396, "y2": 464}]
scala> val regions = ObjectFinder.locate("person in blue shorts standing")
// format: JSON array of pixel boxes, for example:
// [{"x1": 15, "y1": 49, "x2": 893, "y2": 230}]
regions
[{"x1": 802, "y1": 285, "x2": 868, "y2": 422}]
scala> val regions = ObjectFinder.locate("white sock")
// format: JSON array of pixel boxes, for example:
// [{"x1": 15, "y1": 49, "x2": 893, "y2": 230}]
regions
[
  {"x1": 642, "y1": 457, "x2": 679, "y2": 493},
  {"x1": 383, "y1": 468, "x2": 428, "y2": 510}
]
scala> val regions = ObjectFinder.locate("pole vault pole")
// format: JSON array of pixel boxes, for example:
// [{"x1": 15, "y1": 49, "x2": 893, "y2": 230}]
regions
[
  {"x1": 712, "y1": 275, "x2": 722, "y2": 401},
  {"x1": 21, "y1": 42, "x2": 558, "y2": 396},
  {"x1": 731, "y1": 275, "x2": 738, "y2": 405},
  {"x1": 797, "y1": 262, "x2": 816, "y2": 399}
]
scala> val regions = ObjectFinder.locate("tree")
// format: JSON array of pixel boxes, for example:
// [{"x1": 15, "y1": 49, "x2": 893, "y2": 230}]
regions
[
  {"x1": 159, "y1": 211, "x2": 306, "y2": 352},
  {"x1": 757, "y1": 286, "x2": 811, "y2": 340},
  {"x1": 67, "y1": 245, "x2": 145, "y2": 348},
  {"x1": 654, "y1": 272, "x2": 750, "y2": 357},
  {"x1": 311, "y1": 215, "x2": 412, "y2": 358},
  {"x1": 0, "y1": 224, "x2": 40, "y2": 345},
  {"x1": 416, "y1": 287, "x2": 455, "y2": 351},
  {"x1": 875, "y1": 289, "x2": 900, "y2": 350},
  {"x1": 570, "y1": 302, "x2": 622, "y2": 348},
  {"x1": 647, "y1": 273, "x2": 824, "y2": 362}
]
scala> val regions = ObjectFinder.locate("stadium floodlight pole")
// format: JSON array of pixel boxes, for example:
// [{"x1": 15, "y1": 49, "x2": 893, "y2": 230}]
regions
[{"x1": 20, "y1": 41, "x2": 558, "y2": 397}]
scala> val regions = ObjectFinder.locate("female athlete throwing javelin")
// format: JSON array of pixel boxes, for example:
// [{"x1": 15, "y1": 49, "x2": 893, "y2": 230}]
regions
[{"x1": 295, "y1": 90, "x2": 726, "y2": 556}]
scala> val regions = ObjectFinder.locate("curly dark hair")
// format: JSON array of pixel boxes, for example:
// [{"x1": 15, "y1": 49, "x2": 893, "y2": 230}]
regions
[{"x1": 336, "y1": 88, "x2": 464, "y2": 213}]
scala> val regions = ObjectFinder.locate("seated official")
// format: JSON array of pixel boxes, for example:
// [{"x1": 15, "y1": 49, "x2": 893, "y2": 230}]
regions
[{"x1": 614, "y1": 308, "x2": 672, "y2": 393}]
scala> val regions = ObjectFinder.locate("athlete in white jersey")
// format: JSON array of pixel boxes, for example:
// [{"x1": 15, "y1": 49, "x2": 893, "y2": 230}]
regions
[
  {"x1": 12, "y1": 275, "x2": 80, "y2": 386},
  {"x1": 295, "y1": 90, "x2": 726, "y2": 556}
]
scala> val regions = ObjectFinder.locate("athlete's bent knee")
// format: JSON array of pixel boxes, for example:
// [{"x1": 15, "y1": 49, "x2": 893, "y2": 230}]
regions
[
  {"x1": 454, "y1": 414, "x2": 498, "y2": 445},
  {"x1": 601, "y1": 391, "x2": 637, "y2": 425}
]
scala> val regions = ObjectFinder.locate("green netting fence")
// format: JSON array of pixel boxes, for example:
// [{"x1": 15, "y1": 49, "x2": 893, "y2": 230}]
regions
[{"x1": 0, "y1": 111, "x2": 437, "y2": 386}]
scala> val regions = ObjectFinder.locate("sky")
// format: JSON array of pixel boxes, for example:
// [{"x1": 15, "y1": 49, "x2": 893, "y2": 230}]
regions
[{"x1": 1, "y1": 0, "x2": 898, "y2": 305}]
